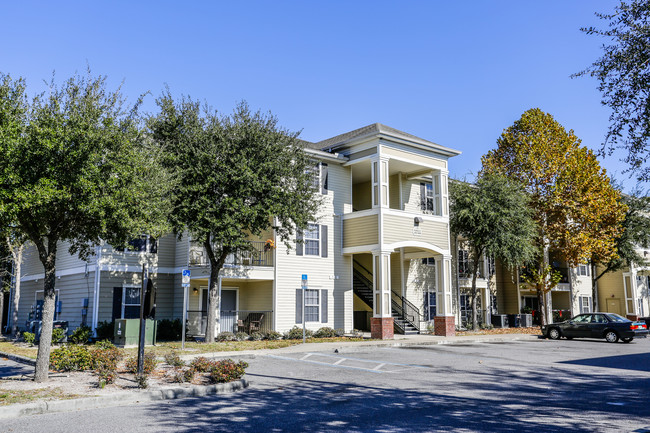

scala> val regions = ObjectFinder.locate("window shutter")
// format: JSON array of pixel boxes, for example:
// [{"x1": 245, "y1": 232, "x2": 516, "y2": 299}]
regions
[
  {"x1": 424, "y1": 291, "x2": 429, "y2": 321},
  {"x1": 589, "y1": 297, "x2": 593, "y2": 313},
  {"x1": 420, "y1": 183, "x2": 426, "y2": 210},
  {"x1": 296, "y1": 289, "x2": 303, "y2": 323},
  {"x1": 321, "y1": 163, "x2": 328, "y2": 195},
  {"x1": 296, "y1": 230, "x2": 303, "y2": 256},
  {"x1": 321, "y1": 225, "x2": 328, "y2": 257},
  {"x1": 321, "y1": 289, "x2": 328, "y2": 323},
  {"x1": 112, "y1": 287, "x2": 123, "y2": 320}
]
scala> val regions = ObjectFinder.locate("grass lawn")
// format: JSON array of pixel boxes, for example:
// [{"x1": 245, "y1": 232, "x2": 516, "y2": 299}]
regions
[
  {"x1": 0, "y1": 388, "x2": 86, "y2": 406},
  {"x1": 0, "y1": 337, "x2": 365, "y2": 360},
  {"x1": 0, "y1": 341, "x2": 38, "y2": 359}
]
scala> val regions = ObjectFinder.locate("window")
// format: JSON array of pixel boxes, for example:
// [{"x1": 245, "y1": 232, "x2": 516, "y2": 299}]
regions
[
  {"x1": 307, "y1": 163, "x2": 320, "y2": 191},
  {"x1": 304, "y1": 224, "x2": 320, "y2": 256},
  {"x1": 421, "y1": 257, "x2": 436, "y2": 266},
  {"x1": 424, "y1": 290, "x2": 437, "y2": 321},
  {"x1": 123, "y1": 287, "x2": 141, "y2": 319},
  {"x1": 487, "y1": 257, "x2": 496, "y2": 276},
  {"x1": 577, "y1": 264, "x2": 590, "y2": 277},
  {"x1": 579, "y1": 296, "x2": 592, "y2": 313},
  {"x1": 116, "y1": 235, "x2": 157, "y2": 254},
  {"x1": 304, "y1": 289, "x2": 319, "y2": 322},
  {"x1": 458, "y1": 250, "x2": 470, "y2": 277}
]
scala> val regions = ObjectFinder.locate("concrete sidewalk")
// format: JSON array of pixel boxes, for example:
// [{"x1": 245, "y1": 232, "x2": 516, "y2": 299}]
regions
[{"x1": 177, "y1": 332, "x2": 541, "y2": 362}]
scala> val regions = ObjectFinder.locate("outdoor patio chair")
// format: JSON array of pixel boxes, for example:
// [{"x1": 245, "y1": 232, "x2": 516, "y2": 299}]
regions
[{"x1": 245, "y1": 313, "x2": 264, "y2": 333}]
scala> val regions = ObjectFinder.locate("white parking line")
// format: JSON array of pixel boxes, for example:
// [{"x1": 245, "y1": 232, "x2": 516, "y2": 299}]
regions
[{"x1": 266, "y1": 352, "x2": 433, "y2": 374}]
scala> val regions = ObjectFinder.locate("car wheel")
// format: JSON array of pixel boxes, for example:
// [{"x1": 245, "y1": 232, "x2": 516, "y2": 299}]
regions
[
  {"x1": 605, "y1": 330, "x2": 619, "y2": 343},
  {"x1": 548, "y1": 328, "x2": 561, "y2": 340},
  {"x1": 622, "y1": 337, "x2": 633, "y2": 343}
]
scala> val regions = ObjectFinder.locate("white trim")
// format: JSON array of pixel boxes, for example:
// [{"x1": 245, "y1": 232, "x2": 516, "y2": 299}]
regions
[
  {"x1": 342, "y1": 244, "x2": 380, "y2": 255},
  {"x1": 385, "y1": 240, "x2": 448, "y2": 256},
  {"x1": 121, "y1": 284, "x2": 141, "y2": 319},
  {"x1": 341, "y1": 208, "x2": 379, "y2": 220},
  {"x1": 21, "y1": 264, "x2": 98, "y2": 282},
  {"x1": 383, "y1": 208, "x2": 448, "y2": 224},
  {"x1": 91, "y1": 245, "x2": 101, "y2": 333}
]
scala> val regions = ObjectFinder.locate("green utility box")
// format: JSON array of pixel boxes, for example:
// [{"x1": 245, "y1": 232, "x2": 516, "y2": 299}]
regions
[{"x1": 113, "y1": 319, "x2": 157, "y2": 347}]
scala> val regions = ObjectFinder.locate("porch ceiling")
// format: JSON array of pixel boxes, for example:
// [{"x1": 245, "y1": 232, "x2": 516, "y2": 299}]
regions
[{"x1": 351, "y1": 158, "x2": 439, "y2": 184}]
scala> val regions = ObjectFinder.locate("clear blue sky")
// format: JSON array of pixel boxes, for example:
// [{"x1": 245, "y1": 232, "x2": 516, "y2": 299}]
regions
[{"x1": 2, "y1": 1, "x2": 636, "y2": 190}]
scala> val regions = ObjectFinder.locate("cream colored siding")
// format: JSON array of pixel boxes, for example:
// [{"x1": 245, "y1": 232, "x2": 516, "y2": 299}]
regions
[
  {"x1": 402, "y1": 179, "x2": 424, "y2": 214},
  {"x1": 175, "y1": 235, "x2": 189, "y2": 268},
  {"x1": 347, "y1": 147, "x2": 377, "y2": 161},
  {"x1": 382, "y1": 146, "x2": 447, "y2": 169},
  {"x1": 238, "y1": 281, "x2": 273, "y2": 311},
  {"x1": 390, "y1": 252, "x2": 401, "y2": 296},
  {"x1": 597, "y1": 268, "x2": 625, "y2": 315},
  {"x1": 497, "y1": 264, "x2": 519, "y2": 314},
  {"x1": 388, "y1": 174, "x2": 400, "y2": 210},
  {"x1": 404, "y1": 258, "x2": 436, "y2": 328},
  {"x1": 21, "y1": 246, "x2": 43, "y2": 278},
  {"x1": 383, "y1": 214, "x2": 449, "y2": 250},
  {"x1": 275, "y1": 160, "x2": 353, "y2": 333},
  {"x1": 343, "y1": 215, "x2": 378, "y2": 248},
  {"x1": 156, "y1": 235, "x2": 176, "y2": 268}
]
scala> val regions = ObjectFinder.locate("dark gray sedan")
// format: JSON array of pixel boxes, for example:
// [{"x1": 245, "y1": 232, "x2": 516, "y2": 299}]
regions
[{"x1": 542, "y1": 312, "x2": 648, "y2": 343}]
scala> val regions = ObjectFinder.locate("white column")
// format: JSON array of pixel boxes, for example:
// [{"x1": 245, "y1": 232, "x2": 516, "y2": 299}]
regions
[
  {"x1": 372, "y1": 250, "x2": 392, "y2": 318},
  {"x1": 436, "y1": 254, "x2": 453, "y2": 316},
  {"x1": 440, "y1": 170, "x2": 449, "y2": 217},
  {"x1": 372, "y1": 157, "x2": 390, "y2": 209}
]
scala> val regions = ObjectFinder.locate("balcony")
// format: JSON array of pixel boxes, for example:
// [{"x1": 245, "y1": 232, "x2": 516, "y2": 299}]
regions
[{"x1": 189, "y1": 241, "x2": 274, "y2": 267}]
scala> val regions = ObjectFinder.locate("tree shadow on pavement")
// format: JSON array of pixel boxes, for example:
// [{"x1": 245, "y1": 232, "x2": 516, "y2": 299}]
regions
[{"x1": 144, "y1": 362, "x2": 650, "y2": 433}]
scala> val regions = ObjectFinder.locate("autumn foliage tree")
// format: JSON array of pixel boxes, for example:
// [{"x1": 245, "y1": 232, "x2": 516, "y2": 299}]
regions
[{"x1": 482, "y1": 108, "x2": 626, "y2": 325}]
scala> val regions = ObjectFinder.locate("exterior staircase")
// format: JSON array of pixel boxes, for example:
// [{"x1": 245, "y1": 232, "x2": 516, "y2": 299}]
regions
[{"x1": 353, "y1": 261, "x2": 420, "y2": 335}]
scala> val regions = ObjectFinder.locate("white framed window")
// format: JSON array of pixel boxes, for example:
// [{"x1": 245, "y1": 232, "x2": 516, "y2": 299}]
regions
[
  {"x1": 304, "y1": 224, "x2": 320, "y2": 256},
  {"x1": 424, "y1": 290, "x2": 437, "y2": 320},
  {"x1": 307, "y1": 162, "x2": 320, "y2": 191},
  {"x1": 458, "y1": 250, "x2": 470, "y2": 277},
  {"x1": 579, "y1": 296, "x2": 592, "y2": 313},
  {"x1": 304, "y1": 289, "x2": 319, "y2": 322},
  {"x1": 577, "y1": 264, "x2": 590, "y2": 277},
  {"x1": 116, "y1": 235, "x2": 157, "y2": 254},
  {"x1": 422, "y1": 257, "x2": 436, "y2": 266},
  {"x1": 123, "y1": 286, "x2": 141, "y2": 319}
]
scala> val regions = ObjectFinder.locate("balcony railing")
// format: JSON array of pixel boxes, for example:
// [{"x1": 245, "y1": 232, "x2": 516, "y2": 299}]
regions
[
  {"x1": 458, "y1": 262, "x2": 486, "y2": 279},
  {"x1": 186, "y1": 310, "x2": 274, "y2": 337},
  {"x1": 189, "y1": 241, "x2": 273, "y2": 267}
]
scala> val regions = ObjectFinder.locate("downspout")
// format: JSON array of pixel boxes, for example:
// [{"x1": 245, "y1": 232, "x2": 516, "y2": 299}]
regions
[
  {"x1": 91, "y1": 244, "x2": 102, "y2": 335},
  {"x1": 454, "y1": 235, "x2": 461, "y2": 325}
]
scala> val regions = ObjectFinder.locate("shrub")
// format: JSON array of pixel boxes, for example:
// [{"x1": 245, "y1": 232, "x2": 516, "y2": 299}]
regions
[
  {"x1": 235, "y1": 332, "x2": 249, "y2": 341},
  {"x1": 183, "y1": 367, "x2": 196, "y2": 383},
  {"x1": 189, "y1": 356, "x2": 214, "y2": 373},
  {"x1": 69, "y1": 325, "x2": 92, "y2": 344},
  {"x1": 283, "y1": 326, "x2": 312, "y2": 340},
  {"x1": 51, "y1": 328, "x2": 66, "y2": 344},
  {"x1": 95, "y1": 321, "x2": 114, "y2": 342},
  {"x1": 125, "y1": 352, "x2": 158, "y2": 375},
  {"x1": 94, "y1": 339, "x2": 116, "y2": 350},
  {"x1": 135, "y1": 373, "x2": 148, "y2": 389},
  {"x1": 157, "y1": 319, "x2": 182, "y2": 341},
  {"x1": 216, "y1": 332, "x2": 236, "y2": 342},
  {"x1": 50, "y1": 345, "x2": 93, "y2": 371},
  {"x1": 249, "y1": 331, "x2": 264, "y2": 341},
  {"x1": 208, "y1": 359, "x2": 248, "y2": 383},
  {"x1": 91, "y1": 346, "x2": 123, "y2": 371},
  {"x1": 351, "y1": 329, "x2": 364, "y2": 338},
  {"x1": 335, "y1": 328, "x2": 345, "y2": 337},
  {"x1": 23, "y1": 332, "x2": 36, "y2": 345},
  {"x1": 314, "y1": 327, "x2": 337, "y2": 338},
  {"x1": 264, "y1": 330, "x2": 282, "y2": 340},
  {"x1": 170, "y1": 367, "x2": 187, "y2": 383},
  {"x1": 164, "y1": 351, "x2": 185, "y2": 368}
]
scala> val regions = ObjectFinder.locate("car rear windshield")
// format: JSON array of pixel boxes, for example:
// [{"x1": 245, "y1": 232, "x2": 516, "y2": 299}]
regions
[{"x1": 605, "y1": 313, "x2": 630, "y2": 323}]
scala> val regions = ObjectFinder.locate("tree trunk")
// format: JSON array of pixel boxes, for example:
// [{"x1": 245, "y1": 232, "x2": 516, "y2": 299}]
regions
[
  {"x1": 10, "y1": 242, "x2": 23, "y2": 338},
  {"x1": 205, "y1": 261, "x2": 220, "y2": 343},
  {"x1": 591, "y1": 263, "x2": 598, "y2": 312},
  {"x1": 204, "y1": 239, "x2": 229, "y2": 343},
  {"x1": 471, "y1": 266, "x2": 479, "y2": 331},
  {"x1": 0, "y1": 289, "x2": 4, "y2": 336},
  {"x1": 34, "y1": 241, "x2": 57, "y2": 383}
]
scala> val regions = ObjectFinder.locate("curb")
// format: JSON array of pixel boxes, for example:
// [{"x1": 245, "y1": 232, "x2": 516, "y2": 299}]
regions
[
  {"x1": 0, "y1": 378, "x2": 249, "y2": 419},
  {"x1": 0, "y1": 351, "x2": 37, "y2": 367}
]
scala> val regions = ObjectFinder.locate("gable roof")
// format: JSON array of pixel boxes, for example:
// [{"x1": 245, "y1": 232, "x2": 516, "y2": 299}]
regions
[{"x1": 315, "y1": 123, "x2": 461, "y2": 156}]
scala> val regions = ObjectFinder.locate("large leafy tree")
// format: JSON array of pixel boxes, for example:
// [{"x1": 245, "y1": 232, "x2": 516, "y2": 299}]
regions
[
  {"x1": 450, "y1": 173, "x2": 537, "y2": 330},
  {"x1": 576, "y1": 0, "x2": 650, "y2": 181},
  {"x1": 482, "y1": 108, "x2": 627, "y2": 325},
  {"x1": 590, "y1": 193, "x2": 650, "y2": 309},
  {"x1": 149, "y1": 94, "x2": 320, "y2": 343},
  {"x1": 0, "y1": 71, "x2": 170, "y2": 381}
]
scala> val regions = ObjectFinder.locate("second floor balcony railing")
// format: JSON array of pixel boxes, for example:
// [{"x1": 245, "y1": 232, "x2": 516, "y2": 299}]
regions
[
  {"x1": 189, "y1": 241, "x2": 274, "y2": 267},
  {"x1": 458, "y1": 262, "x2": 486, "y2": 279}
]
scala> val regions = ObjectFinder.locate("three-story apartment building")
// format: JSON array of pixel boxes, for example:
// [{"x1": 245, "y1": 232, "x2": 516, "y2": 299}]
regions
[{"x1": 12, "y1": 123, "x2": 461, "y2": 340}]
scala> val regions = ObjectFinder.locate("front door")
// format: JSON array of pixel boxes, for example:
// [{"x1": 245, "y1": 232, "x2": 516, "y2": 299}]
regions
[
  {"x1": 220, "y1": 289, "x2": 237, "y2": 334},
  {"x1": 606, "y1": 298, "x2": 621, "y2": 315}
]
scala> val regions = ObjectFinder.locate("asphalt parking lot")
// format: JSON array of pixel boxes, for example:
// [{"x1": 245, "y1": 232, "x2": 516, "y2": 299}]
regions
[{"x1": 2, "y1": 337, "x2": 649, "y2": 432}]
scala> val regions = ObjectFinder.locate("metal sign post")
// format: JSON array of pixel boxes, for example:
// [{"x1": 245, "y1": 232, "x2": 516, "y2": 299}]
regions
[
  {"x1": 181, "y1": 269, "x2": 190, "y2": 350},
  {"x1": 301, "y1": 274, "x2": 308, "y2": 344},
  {"x1": 137, "y1": 265, "x2": 147, "y2": 375}
]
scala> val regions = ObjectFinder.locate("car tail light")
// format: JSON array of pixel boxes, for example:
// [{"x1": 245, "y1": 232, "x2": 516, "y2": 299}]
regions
[{"x1": 630, "y1": 323, "x2": 647, "y2": 330}]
